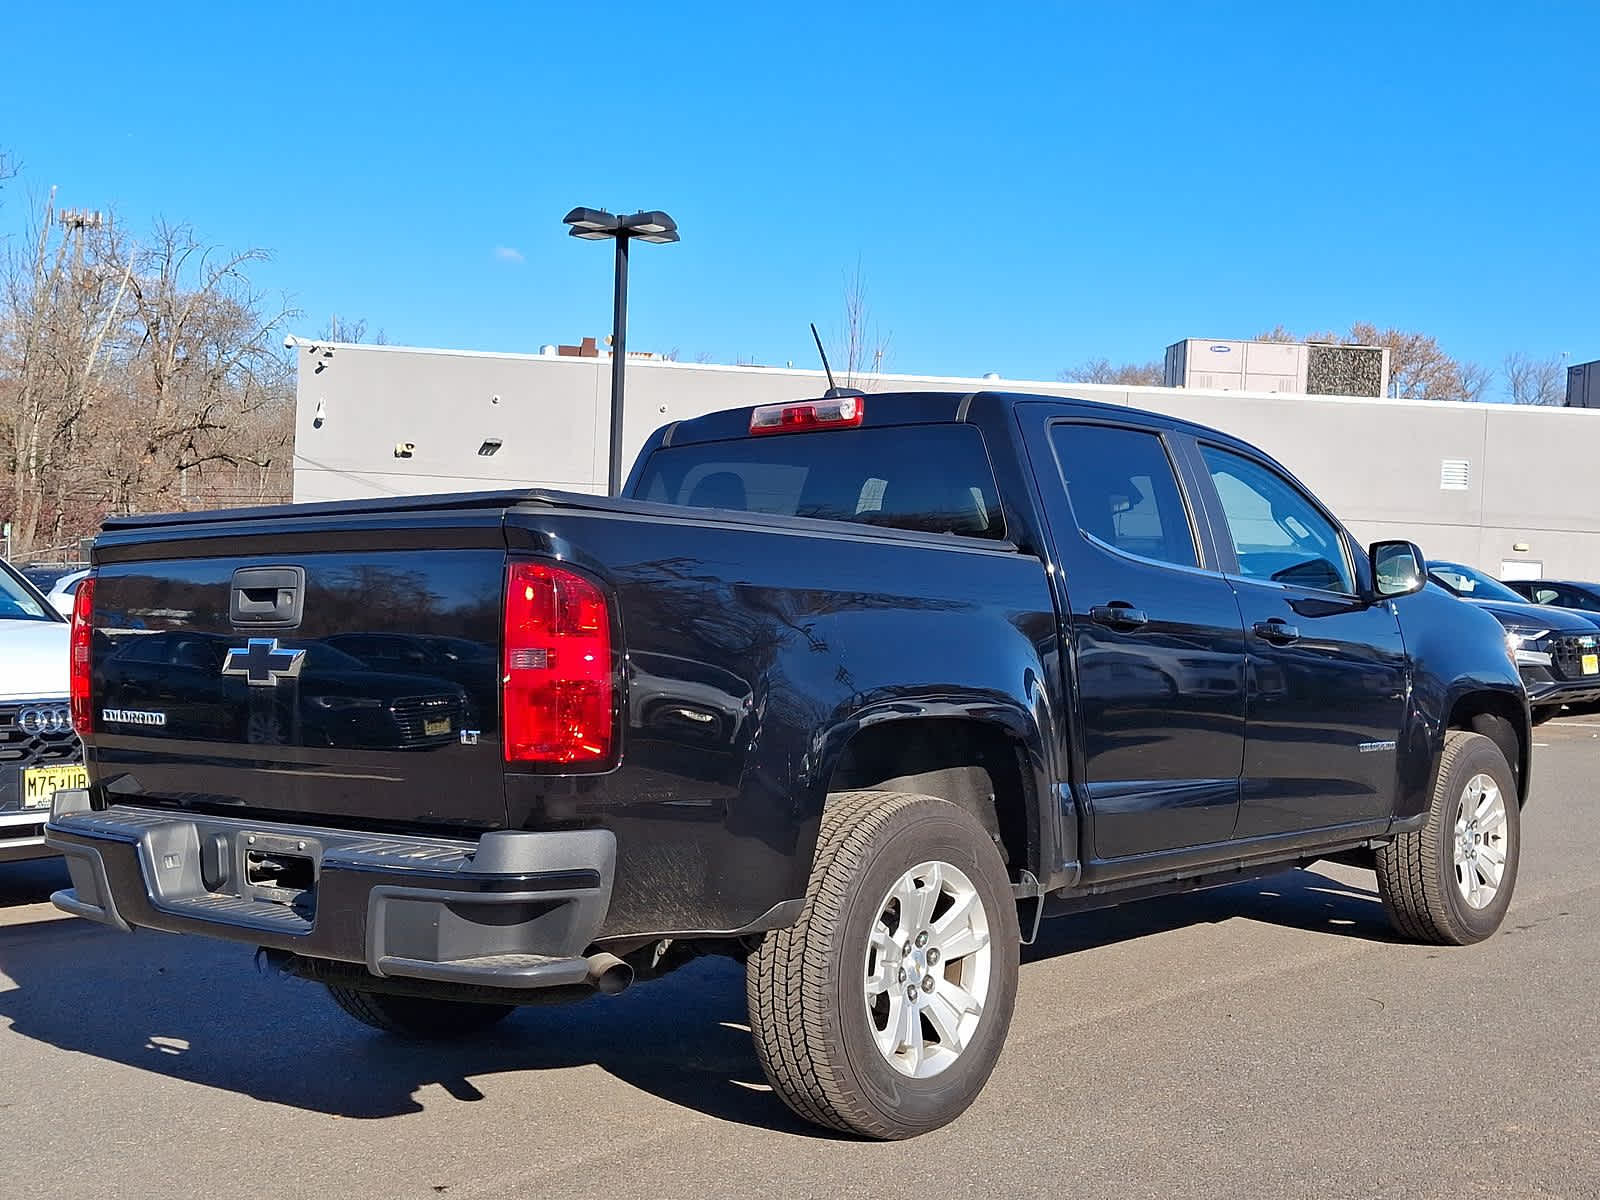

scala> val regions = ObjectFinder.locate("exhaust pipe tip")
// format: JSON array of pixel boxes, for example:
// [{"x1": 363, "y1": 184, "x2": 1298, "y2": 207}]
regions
[{"x1": 586, "y1": 952, "x2": 633, "y2": 996}]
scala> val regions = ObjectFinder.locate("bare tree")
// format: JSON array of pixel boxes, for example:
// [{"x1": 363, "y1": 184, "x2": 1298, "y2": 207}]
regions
[
  {"x1": 1254, "y1": 323, "x2": 1483, "y2": 401},
  {"x1": 693, "y1": 350, "x2": 716, "y2": 364},
  {"x1": 316, "y1": 314, "x2": 388, "y2": 345},
  {"x1": 1458, "y1": 361, "x2": 1494, "y2": 403},
  {"x1": 1502, "y1": 352, "x2": 1565, "y2": 406},
  {"x1": 833, "y1": 259, "x2": 891, "y2": 389},
  {"x1": 2, "y1": 192, "x2": 135, "y2": 554},
  {"x1": 115, "y1": 220, "x2": 298, "y2": 512},
  {"x1": 1254, "y1": 324, "x2": 1339, "y2": 345},
  {"x1": 1341, "y1": 323, "x2": 1464, "y2": 400},
  {"x1": 0, "y1": 186, "x2": 299, "y2": 555},
  {"x1": 1058, "y1": 357, "x2": 1164, "y2": 386},
  {"x1": 320, "y1": 314, "x2": 367, "y2": 344}
]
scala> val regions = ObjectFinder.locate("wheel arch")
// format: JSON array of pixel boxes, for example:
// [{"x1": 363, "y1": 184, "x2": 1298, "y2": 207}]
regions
[
  {"x1": 807, "y1": 702, "x2": 1058, "y2": 885},
  {"x1": 1445, "y1": 688, "x2": 1531, "y2": 806}
]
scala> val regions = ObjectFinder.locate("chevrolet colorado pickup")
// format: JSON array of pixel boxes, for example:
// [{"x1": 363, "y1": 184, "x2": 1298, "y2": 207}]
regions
[{"x1": 48, "y1": 390, "x2": 1529, "y2": 1139}]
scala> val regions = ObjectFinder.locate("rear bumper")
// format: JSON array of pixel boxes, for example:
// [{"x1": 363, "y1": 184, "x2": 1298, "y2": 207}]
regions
[
  {"x1": 44, "y1": 791, "x2": 616, "y2": 990},
  {"x1": 0, "y1": 810, "x2": 53, "y2": 863}
]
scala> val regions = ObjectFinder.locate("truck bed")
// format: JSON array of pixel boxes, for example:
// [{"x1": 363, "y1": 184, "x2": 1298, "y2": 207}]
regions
[{"x1": 80, "y1": 487, "x2": 1052, "y2": 939}]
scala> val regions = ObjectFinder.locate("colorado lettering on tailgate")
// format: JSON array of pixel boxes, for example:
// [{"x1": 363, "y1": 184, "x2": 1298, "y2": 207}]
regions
[{"x1": 100, "y1": 709, "x2": 168, "y2": 726}]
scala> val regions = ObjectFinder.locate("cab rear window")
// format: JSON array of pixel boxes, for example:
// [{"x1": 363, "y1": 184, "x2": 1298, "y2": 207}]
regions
[{"x1": 634, "y1": 424, "x2": 1005, "y2": 540}]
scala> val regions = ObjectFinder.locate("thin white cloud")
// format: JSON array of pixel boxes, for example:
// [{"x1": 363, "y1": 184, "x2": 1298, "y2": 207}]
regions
[{"x1": 493, "y1": 245, "x2": 525, "y2": 264}]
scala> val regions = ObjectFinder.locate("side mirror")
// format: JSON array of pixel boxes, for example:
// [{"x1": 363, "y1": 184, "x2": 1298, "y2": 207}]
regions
[{"x1": 1370, "y1": 540, "x2": 1427, "y2": 599}]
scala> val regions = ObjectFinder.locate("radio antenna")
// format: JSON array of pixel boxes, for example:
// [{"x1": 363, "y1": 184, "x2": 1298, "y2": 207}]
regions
[{"x1": 810, "y1": 322, "x2": 840, "y2": 394}]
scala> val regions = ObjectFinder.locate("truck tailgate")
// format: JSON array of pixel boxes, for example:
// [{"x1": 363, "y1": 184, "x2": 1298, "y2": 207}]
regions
[{"x1": 88, "y1": 546, "x2": 506, "y2": 831}]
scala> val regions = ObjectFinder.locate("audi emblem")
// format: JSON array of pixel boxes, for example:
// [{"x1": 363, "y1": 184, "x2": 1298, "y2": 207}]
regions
[{"x1": 19, "y1": 706, "x2": 72, "y2": 734}]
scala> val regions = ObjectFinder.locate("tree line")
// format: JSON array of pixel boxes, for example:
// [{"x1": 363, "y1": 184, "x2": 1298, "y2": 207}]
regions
[
  {"x1": 1061, "y1": 323, "x2": 1570, "y2": 405},
  {"x1": 1, "y1": 163, "x2": 295, "y2": 562}
]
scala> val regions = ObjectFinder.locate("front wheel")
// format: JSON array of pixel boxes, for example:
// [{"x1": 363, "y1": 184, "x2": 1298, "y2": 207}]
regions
[
  {"x1": 1375, "y1": 730, "x2": 1520, "y2": 945},
  {"x1": 747, "y1": 791, "x2": 1021, "y2": 1139}
]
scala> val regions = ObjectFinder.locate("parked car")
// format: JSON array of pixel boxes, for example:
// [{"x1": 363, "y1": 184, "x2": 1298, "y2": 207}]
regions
[
  {"x1": 1505, "y1": 577, "x2": 1600, "y2": 616},
  {"x1": 1428, "y1": 560, "x2": 1600, "y2": 721},
  {"x1": 49, "y1": 391, "x2": 1528, "y2": 1139},
  {"x1": 0, "y1": 558, "x2": 87, "y2": 862},
  {"x1": 39, "y1": 567, "x2": 89, "y2": 618},
  {"x1": 20, "y1": 563, "x2": 88, "y2": 595}
]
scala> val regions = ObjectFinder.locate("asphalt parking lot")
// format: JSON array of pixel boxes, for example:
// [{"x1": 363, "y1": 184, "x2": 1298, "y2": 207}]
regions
[{"x1": 3, "y1": 725, "x2": 1597, "y2": 1200}]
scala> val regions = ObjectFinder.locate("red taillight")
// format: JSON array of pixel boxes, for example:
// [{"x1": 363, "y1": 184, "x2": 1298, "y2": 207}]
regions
[
  {"x1": 70, "y1": 577, "x2": 95, "y2": 736},
  {"x1": 502, "y1": 562, "x2": 614, "y2": 765},
  {"x1": 749, "y1": 394, "x2": 864, "y2": 435}
]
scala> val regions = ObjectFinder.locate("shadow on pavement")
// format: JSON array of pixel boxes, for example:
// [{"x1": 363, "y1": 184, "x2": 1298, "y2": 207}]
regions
[
  {"x1": 1025, "y1": 866, "x2": 1394, "y2": 962},
  {"x1": 0, "y1": 857, "x2": 71, "y2": 908},
  {"x1": 0, "y1": 866, "x2": 1391, "y2": 1130},
  {"x1": 0, "y1": 928, "x2": 820, "y2": 1133}
]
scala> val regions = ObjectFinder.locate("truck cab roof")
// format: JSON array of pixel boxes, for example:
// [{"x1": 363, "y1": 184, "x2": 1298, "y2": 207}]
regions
[{"x1": 654, "y1": 389, "x2": 1257, "y2": 454}]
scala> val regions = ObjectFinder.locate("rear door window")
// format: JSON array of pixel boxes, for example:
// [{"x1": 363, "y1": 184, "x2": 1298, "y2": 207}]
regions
[
  {"x1": 634, "y1": 424, "x2": 1005, "y2": 539},
  {"x1": 1048, "y1": 424, "x2": 1198, "y2": 569}
]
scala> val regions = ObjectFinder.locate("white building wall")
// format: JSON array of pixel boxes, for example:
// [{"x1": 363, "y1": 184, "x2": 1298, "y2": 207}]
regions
[{"x1": 292, "y1": 342, "x2": 1598, "y2": 580}]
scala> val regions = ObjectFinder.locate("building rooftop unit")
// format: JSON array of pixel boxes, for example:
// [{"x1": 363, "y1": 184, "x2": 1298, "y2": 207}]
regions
[
  {"x1": 1567, "y1": 358, "x2": 1600, "y2": 408},
  {"x1": 1164, "y1": 338, "x2": 1390, "y2": 398}
]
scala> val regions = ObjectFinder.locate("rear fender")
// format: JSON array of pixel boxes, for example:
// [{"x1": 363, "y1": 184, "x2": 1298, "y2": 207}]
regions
[{"x1": 799, "y1": 693, "x2": 1068, "y2": 890}]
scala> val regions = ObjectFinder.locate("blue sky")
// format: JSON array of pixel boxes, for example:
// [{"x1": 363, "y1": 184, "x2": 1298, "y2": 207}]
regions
[{"x1": 3, "y1": 1, "x2": 1596, "y2": 391}]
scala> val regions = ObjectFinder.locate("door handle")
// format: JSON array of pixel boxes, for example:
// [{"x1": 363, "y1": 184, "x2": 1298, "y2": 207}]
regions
[
  {"x1": 1252, "y1": 619, "x2": 1301, "y2": 645},
  {"x1": 230, "y1": 566, "x2": 305, "y2": 629},
  {"x1": 1090, "y1": 604, "x2": 1150, "y2": 630}
]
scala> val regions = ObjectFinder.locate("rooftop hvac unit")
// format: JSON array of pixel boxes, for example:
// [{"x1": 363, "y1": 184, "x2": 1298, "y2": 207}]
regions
[
  {"x1": 1568, "y1": 360, "x2": 1600, "y2": 408},
  {"x1": 1306, "y1": 344, "x2": 1390, "y2": 398},
  {"x1": 1164, "y1": 339, "x2": 1390, "y2": 398}
]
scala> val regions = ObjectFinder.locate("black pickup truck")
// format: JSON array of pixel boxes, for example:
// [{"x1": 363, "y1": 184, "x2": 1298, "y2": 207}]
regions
[{"x1": 48, "y1": 390, "x2": 1529, "y2": 1139}]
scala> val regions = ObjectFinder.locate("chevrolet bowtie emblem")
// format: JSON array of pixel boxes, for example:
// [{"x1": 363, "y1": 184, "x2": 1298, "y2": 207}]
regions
[{"x1": 221, "y1": 637, "x2": 307, "y2": 687}]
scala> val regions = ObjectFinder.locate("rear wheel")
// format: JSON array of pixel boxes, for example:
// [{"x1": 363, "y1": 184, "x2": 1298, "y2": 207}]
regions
[
  {"x1": 1375, "y1": 731, "x2": 1520, "y2": 945},
  {"x1": 747, "y1": 791, "x2": 1020, "y2": 1139},
  {"x1": 325, "y1": 984, "x2": 515, "y2": 1039}
]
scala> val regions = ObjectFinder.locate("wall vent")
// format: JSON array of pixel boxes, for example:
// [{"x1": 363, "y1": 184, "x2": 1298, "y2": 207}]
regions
[{"x1": 1440, "y1": 459, "x2": 1471, "y2": 490}]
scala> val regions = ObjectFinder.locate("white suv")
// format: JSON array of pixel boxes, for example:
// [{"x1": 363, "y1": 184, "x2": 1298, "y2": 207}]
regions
[{"x1": 0, "y1": 560, "x2": 86, "y2": 862}]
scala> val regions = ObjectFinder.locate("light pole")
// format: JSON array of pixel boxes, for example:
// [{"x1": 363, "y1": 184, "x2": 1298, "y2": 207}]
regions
[{"x1": 562, "y1": 207, "x2": 679, "y2": 495}]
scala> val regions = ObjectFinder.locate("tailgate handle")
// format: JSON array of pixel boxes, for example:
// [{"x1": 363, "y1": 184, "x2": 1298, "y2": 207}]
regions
[{"x1": 230, "y1": 566, "x2": 306, "y2": 629}]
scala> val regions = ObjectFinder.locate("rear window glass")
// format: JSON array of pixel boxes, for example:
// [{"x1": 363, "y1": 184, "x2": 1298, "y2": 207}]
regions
[{"x1": 634, "y1": 424, "x2": 1005, "y2": 540}]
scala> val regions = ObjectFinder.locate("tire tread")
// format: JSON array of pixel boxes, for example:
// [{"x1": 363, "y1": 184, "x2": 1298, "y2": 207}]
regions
[
  {"x1": 1374, "y1": 730, "x2": 1512, "y2": 945},
  {"x1": 747, "y1": 790, "x2": 1009, "y2": 1139}
]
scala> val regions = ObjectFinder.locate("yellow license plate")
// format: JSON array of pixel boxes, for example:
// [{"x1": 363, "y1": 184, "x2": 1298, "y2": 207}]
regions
[
  {"x1": 423, "y1": 718, "x2": 452, "y2": 737},
  {"x1": 1584, "y1": 653, "x2": 1598, "y2": 676},
  {"x1": 22, "y1": 764, "x2": 89, "y2": 810}
]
